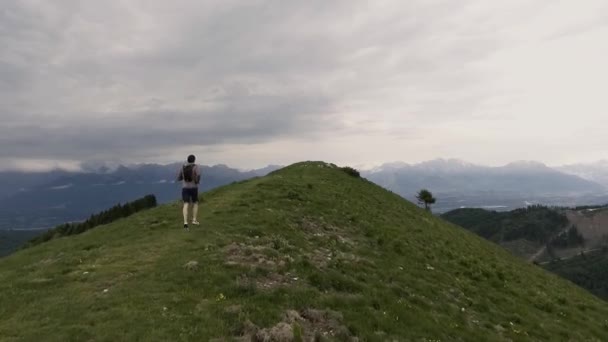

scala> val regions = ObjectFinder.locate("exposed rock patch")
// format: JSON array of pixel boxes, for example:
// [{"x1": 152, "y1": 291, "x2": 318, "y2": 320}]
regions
[
  {"x1": 184, "y1": 260, "x2": 199, "y2": 271},
  {"x1": 217, "y1": 309, "x2": 354, "y2": 341}
]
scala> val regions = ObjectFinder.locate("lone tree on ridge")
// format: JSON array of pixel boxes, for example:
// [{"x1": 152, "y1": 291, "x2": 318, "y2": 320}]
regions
[{"x1": 416, "y1": 189, "x2": 436, "y2": 212}]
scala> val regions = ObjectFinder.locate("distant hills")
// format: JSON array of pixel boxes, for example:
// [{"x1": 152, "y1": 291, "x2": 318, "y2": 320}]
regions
[
  {"x1": 442, "y1": 205, "x2": 608, "y2": 262},
  {"x1": 441, "y1": 206, "x2": 573, "y2": 260}
]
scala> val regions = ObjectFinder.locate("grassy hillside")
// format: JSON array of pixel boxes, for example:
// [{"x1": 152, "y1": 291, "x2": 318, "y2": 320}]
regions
[{"x1": 1, "y1": 162, "x2": 608, "y2": 341}]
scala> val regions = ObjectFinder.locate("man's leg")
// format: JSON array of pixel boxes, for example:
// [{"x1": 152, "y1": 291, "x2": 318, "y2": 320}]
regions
[
  {"x1": 182, "y1": 202, "x2": 189, "y2": 225},
  {"x1": 191, "y1": 188, "x2": 200, "y2": 224},
  {"x1": 192, "y1": 203, "x2": 199, "y2": 224},
  {"x1": 181, "y1": 188, "x2": 190, "y2": 229}
]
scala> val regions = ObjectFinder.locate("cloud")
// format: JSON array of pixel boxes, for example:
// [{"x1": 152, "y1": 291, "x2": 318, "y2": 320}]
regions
[
  {"x1": 0, "y1": 96, "x2": 338, "y2": 160},
  {"x1": 1, "y1": 0, "x2": 607, "y2": 169}
]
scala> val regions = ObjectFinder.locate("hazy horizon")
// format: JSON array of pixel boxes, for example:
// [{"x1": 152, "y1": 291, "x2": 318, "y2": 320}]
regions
[
  {"x1": 2, "y1": 157, "x2": 608, "y2": 173},
  {"x1": 2, "y1": 1, "x2": 607, "y2": 170}
]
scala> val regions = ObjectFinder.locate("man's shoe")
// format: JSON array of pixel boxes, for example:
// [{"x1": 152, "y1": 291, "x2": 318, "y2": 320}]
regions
[
  {"x1": 191, "y1": 221, "x2": 200, "y2": 226},
  {"x1": 183, "y1": 223, "x2": 189, "y2": 231}
]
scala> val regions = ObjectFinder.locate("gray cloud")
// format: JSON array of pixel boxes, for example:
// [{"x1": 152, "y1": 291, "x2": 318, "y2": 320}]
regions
[
  {"x1": 0, "y1": 93, "x2": 339, "y2": 159},
  {"x1": 1, "y1": 1, "x2": 607, "y2": 169}
]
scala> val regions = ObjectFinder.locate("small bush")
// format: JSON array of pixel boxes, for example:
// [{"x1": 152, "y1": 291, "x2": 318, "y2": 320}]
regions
[
  {"x1": 393, "y1": 241, "x2": 404, "y2": 255},
  {"x1": 340, "y1": 166, "x2": 360, "y2": 178},
  {"x1": 231, "y1": 276, "x2": 257, "y2": 297},
  {"x1": 272, "y1": 236, "x2": 287, "y2": 250},
  {"x1": 308, "y1": 271, "x2": 363, "y2": 293},
  {"x1": 246, "y1": 228, "x2": 264, "y2": 238},
  {"x1": 287, "y1": 191, "x2": 303, "y2": 201}
]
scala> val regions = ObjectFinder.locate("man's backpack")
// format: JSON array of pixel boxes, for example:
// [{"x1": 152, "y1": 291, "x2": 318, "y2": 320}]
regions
[{"x1": 182, "y1": 164, "x2": 194, "y2": 182}]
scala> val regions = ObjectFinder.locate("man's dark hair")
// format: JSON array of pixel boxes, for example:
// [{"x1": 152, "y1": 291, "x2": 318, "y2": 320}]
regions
[{"x1": 187, "y1": 155, "x2": 196, "y2": 163}]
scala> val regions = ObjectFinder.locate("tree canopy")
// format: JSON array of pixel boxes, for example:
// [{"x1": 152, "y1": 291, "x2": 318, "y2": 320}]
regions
[{"x1": 416, "y1": 189, "x2": 436, "y2": 211}]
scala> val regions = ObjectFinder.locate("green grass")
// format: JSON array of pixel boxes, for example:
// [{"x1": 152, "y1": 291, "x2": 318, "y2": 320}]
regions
[{"x1": 1, "y1": 161, "x2": 608, "y2": 341}]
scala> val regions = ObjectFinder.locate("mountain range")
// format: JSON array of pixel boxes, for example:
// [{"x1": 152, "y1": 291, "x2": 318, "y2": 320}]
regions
[
  {"x1": 365, "y1": 159, "x2": 605, "y2": 194},
  {"x1": 2, "y1": 158, "x2": 608, "y2": 230},
  {"x1": 364, "y1": 159, "x2": 608, "y2": 212},
  {"x1": 558, "y1": 160, "x2": 608, "y2": 188}
]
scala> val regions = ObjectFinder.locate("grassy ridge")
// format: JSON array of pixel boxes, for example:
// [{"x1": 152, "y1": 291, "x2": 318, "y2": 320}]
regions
[{"x1": 1, "y1": 162, "x2": 608, "y2": 341}]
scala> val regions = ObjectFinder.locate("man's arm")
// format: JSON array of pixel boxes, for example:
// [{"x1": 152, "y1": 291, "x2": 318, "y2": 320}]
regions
[
  {"x1": 195, "y1": 165, "x2": 201, "y2": 184},
  {"x1": 176, "y1": 166, "x2": 183, "y2": 182}
]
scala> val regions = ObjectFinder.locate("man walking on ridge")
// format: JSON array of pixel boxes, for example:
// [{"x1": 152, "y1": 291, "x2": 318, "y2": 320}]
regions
[{"x1": 177, "y1": 154, "x2": 201, "y2": 230}]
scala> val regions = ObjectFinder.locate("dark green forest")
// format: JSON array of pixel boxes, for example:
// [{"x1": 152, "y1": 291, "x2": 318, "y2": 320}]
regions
[
  {"x1": 441, "y1": 205, "x2": 572, "y2": 245},
  {"x1": 549, "y1": 225, "x2": 585, "y2": 249},
  {"x1": 545, "y1": 248, "x2": 608, "y2": 300}
]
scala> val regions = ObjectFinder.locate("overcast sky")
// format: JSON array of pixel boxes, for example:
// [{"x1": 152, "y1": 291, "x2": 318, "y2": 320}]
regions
[{"x1": 1, "y1": 0, "x2": 607, "y2": 171}]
